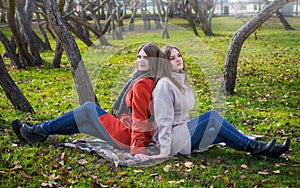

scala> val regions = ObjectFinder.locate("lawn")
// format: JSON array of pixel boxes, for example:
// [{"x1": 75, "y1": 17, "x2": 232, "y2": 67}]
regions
[{"x1": 0, "y1": 16, "x2": 299, "y2": 187}]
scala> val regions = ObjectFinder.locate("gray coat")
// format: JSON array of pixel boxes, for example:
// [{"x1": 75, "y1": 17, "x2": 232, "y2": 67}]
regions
[{"x1": 152, "y1": 72, "x2": 195, "y2": 155}]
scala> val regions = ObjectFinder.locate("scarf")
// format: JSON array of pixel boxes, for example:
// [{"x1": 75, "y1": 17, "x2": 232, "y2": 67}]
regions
[{"x1": 111, "y1": 71, "x2": 150, "y2": 118}]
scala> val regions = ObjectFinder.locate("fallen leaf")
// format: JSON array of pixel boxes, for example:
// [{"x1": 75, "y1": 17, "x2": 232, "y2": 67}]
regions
[
  {"x1": 78, "y1": 159, "x2": 88, "y2": 165},
  {"x1": 21, "y1": 171, "x2": 32, "y2": 181},
  {"x1": 261, "y1": 179, "x2": 271, "y2": 184},
  {"x1": 91, "y1": 182, "x2": 102, "y2": 188},
  {"x1": 258, "y1": 171, "x2": 271, "y2": 175},
  {"x1": 184, "y1": 161, "x2": 193, "y2": 168},
  {"x1": 106, "y1": 179, "x2": 115, "y2": 184},
  {"x1": 134, "y1": 169, "x2": 144, "y2": 173},
  {"x1": 200, "y1": 165, "x2": 207, "y2": 169},
  {"x1": 12, "y1": 164, "x2": 23, "y2": 170},
  {"x1": 163, "y1": 165, "x2": 172, "y2": 172},
  {"x1": 223, "y1": 177, "x2": 230, "y2": 184},
  {"x1": 48, "y1": 174, "x2": 60, "y2": 181},
  {"x1": 118, "y1": 171, "x2": 127, "y2": 176},
  {"x1": 176, "y1": 179, "x2": 185, "y2": 184},
  {"x1": 241, "y1": 164, "x2": 250, "y2": 170},
  {"x1": 272, "y1": 170, "x2": 280, "y2": 174},
  {"x1": 288, "y1": 171, "x2": 294, "y2": 176},
  {"x1": 41, "y1": 182, "x2": 48, "y2": 187}
]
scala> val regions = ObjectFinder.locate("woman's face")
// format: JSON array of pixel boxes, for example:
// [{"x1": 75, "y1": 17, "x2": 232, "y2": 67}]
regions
[
  {"x1": 169, "y1": 48, "x2": 184, "y2": 72},
  {"x1": 137, "y1": 49, "x2": 150, "y2": 71}
]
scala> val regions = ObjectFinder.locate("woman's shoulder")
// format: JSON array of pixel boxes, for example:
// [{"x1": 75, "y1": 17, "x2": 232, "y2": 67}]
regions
[
  {"x1": 156, "y1": 77, "x2": 174, "y2": 87},
  {"x1": 133, "y1": 78, "x2": 154, "y2": 89},
  {"x1": 135, "y1": 77, "x2": 154, "y2": 84}
]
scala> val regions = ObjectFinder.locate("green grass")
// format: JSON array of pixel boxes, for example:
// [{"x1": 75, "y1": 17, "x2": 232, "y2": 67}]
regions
[{"x1": 0, "y1": 17, "x2": 299, "y2": 187}]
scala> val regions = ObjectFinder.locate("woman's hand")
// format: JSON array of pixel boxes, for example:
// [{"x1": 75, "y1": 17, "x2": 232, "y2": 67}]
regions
[
  {"x1": 149, "y1": 154, "x2": 169, "y2": 159},
  {"x1": 134, "y1": 153, "x2": 150, "y2": 161}
]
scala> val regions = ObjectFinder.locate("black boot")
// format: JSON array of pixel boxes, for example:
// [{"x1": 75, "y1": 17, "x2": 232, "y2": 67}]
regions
[
  {"x1": 266, "y1": 137, "x2": 290, "y2": 158},
  {"x1": 11, "y1": 119, "x2": 35, "y2": 143},
  {"x1": 247, "y1": 138, "x2": 276, "y2": 157},
  {"x1": 20, "y1": 124, "x2": 48, "y2": 144}
]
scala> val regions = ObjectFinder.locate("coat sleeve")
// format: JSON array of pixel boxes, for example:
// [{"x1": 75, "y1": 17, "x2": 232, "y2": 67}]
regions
[
  {"x1": 130, "y1": 78, "x2": 154, "y2": 154},
  {"x1": 152, "y1": 79, "x2": 175, "y2": 155}
]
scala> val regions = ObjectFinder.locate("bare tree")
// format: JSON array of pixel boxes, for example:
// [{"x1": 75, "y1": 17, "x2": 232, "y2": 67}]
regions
[
  {"x1": 7, "y1": 0, "x2": 35, "y2": 67},
  {"x1": 188, "y1": 0, "x2": 214, "y2": 36},
  {"x1": 15, "y1": 0, "x2": 43, "y2": 65},
  {"x1": 0, "y1": 56, "x2": 34, "y2": 113},
  {"x1": 45, "y1": 0, "x2": 99, "y2": 105},
  {"x1": 221, "y1": 0, "x2": 294, "y2": 94},
  {"x1": 0, "y1": 31, "x2": 22, "y2": 68}
]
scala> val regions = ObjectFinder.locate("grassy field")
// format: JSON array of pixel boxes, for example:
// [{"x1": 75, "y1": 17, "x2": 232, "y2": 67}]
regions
[{"x1": 0, "y1": 16, "x2": 299, "y2": 187}]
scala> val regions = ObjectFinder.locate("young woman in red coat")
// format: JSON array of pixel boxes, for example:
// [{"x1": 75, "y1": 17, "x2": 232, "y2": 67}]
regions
[{"x1": 12, "y1": 42, "x2": 168, "y2": 159}]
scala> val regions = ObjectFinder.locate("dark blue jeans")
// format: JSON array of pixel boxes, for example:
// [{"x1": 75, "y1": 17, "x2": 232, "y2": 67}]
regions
[
  {"x1": 188, "y1": 110, "x2": 251, "y2": 151},
  {"x1": 40, "y1": 102, "x2": 116, "y2": 146}
]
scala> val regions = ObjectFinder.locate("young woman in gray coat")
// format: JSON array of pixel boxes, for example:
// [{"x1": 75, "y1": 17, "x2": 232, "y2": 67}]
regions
[{"x1": 149, "y1": 45, "x2": 290, "y2": 160}]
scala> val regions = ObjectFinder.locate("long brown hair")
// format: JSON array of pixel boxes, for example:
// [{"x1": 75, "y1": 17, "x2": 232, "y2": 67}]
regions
[
  {"x1": 161, "y1": 45, "x2": 191, "y2": 93},
  {"x1": 133, "y1": 42, "x2": 168, "y2": 85}
]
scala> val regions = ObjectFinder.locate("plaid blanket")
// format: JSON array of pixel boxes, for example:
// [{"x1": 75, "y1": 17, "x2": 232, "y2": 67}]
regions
[
  {"x1": 60, "y1": 133, "x2": 262, "y2": 167},
  {"x1": 60, "y1": 139, "x2": 164, "y2": 167}
]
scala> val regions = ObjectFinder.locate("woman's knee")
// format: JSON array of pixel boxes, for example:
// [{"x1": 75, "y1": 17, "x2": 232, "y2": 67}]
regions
[
  {"x1": 82, "y1": 101, "x2": 97, "y2": 108},
  {"x1": 208, "y1": 110, "x2": 221, "y2": 118}
]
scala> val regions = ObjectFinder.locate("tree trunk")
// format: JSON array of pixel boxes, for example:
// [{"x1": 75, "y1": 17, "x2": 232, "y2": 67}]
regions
[
  {"x1": 129, "y1": 8, "x2": 137, "y2": 31},
  {"x1": 7, "y1": 0, "x2": 35, "y2": 67},
  {"x1": 276, "y1": 11, "x2": 294, "y2": 30},
  {"x1": 263, "y1": 0, "x2": 294, "y2": 30},
  {"x1": 162, "y1": 5, "x2": 170, "y2": 38},
  {"x1": 189, "y1": 0, "x2": 214, "y2": 36},
  {"x1": 45, "y1": 0, "x2": 99, "y2": 105},
  {"x1": 0, "y1": 56, "x2": 34, "y2": 113},
  {"x1": 36, "y1": 13, "x2": 52, "y2": 51},
  {"x1": 221, "y1": 0, "x2": 293, "y2": 94},
  {"x1": 15, "y1": 0, "x2": 43, "y2": 66},
  {"x1": 52, "y1": 39, "x2": 63, "y2": 68},
  {"x1": 66, "y1": 14, "x2": 110, "y2": 46},
  {"x1": 67, "y1": 22, "x2": 94, "y2": 47},
  {"x1": 0, "y1": 30, "x2": 23, "y2": 68}
]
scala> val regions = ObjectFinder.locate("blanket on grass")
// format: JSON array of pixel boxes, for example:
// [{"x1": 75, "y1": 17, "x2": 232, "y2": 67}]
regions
[{"x1": 60, "y1": 133, "x2": 262, "y2": 167}]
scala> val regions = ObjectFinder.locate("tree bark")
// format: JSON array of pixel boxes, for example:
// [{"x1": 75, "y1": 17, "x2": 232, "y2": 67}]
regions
[
  {"x1": 52, "y1": 39, "x2": 63, "y2": 68},
  {"x1": 221, "y1": 0, "x2": 293, "y2": 94},
  {"x1": 67, "y1": 22, "x2": 94, "y2": 47},
  {"x1": 36, "y1": 13, "x2": 52, "y2": 51},
  {"x1": 66, "y1": 14, "x2": 110, "y2": 46},
  {"x1": 15, "y1": 0, "x2": 43, "y2": 65},
  {"x1": 7, "y1": 0, "x2": 35, "y2": 67},
  {"x1": 0, "y1": 30, "x2": 23, "y2": 68},
  {"x1": 0, "y1": 56, "x2": 34, "y2": 113},
  {"x1": 276, "y1": 11, "x2": 294, "y2": 30},
  {"x1": 188, "y1": 0, "x2": 214, "y2": 36},
  {"x1": 45, "y1": 0, "x2": 99, "y2": 105},
  {"x1": 162, "y1": 5, "x2": 170, "y2": 38}
]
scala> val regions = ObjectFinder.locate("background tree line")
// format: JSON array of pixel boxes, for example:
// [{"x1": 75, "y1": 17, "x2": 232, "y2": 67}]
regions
[{"x1": 0, "y1": 0, "x2": 295, "y2": 113}]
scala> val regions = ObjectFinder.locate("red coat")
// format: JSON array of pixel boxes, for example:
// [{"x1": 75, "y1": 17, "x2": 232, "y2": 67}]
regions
[{"x1": 98, "y1": 78, "x2": 154, "y2": 154}]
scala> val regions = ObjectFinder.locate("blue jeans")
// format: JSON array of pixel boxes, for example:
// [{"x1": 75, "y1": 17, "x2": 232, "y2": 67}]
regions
[
  {"x1": 40, "y1": 102, "x2": 116, "y2": 146},
  {"x1": 188, "y1": 110, "x2": 251, "y2": 151}
]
